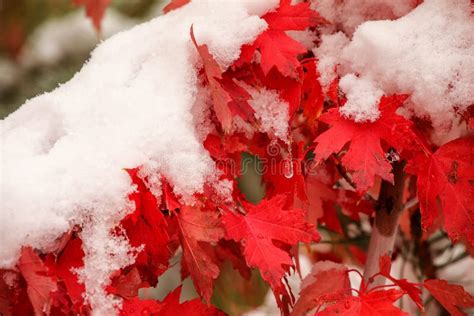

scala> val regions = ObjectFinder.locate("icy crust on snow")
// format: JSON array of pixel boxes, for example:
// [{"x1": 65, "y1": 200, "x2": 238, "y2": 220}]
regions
[{"x1": 0, "y1": 0, "x2": 276, "y2": 313}]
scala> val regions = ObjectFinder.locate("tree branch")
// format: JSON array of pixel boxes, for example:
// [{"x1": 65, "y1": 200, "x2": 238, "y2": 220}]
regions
[{"x1": 363, "y1": 161, "x2": 406, "y2": 287}]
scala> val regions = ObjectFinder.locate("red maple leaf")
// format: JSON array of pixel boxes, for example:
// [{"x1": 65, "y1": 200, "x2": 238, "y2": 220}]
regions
[
  {"x1": 53, "y1": 237, "x2": 85, "y2": 308},
  {"x1": 158, "y1": 286, "x2": 224, "y2": 315},
  {"x1": 119, "y1": 297, "x2": 161, "y2": 316},
  {"x1": 174, "y1": 204, "x2": 224, "y2": 303},
  {"x1": 378, "y1": 255, "x2": 422, "y2": 309},
  {"x1": 314, "y1": 95, "x2": 412, "y2": 192},
  {"x1": 121, "y1": 169, "x2": 171, "y2": 283},
  {"x1": 292, "y1": 261, "x2": 351, "y2": 315},
  {"x1": 406, "y1": 137, "x2": 474, "y2": 247},
  {"x1": 317, "y1": 289, "x2": 408, "y2": 315},
  {"x1": 301, "y1": 59, "x2": 324, "y2": 124},
  {"x1": 108, "y1": 268, "x2": 144, "y2": 300},
  {"x1": 163, "y1": 0, "x2": 191, "y2": 13},
  {"x1": 237, "y1": 0, "x2": 324, "y2": 77},
  {"x1": 222, "y1": 195, "x2": 319, "y2": 302},
  {"x1": 191, "y1": 26, "x2": 254, "y2": 131},
  {"x1": 73, "y1": 0, "x2": 110, "y2": 32},
  {"x1": 18, "y1": 247, "x2": 58, "y2": 316},
  {"x1": 424, "y1": 279, "x2": 474, "y2": 316}
]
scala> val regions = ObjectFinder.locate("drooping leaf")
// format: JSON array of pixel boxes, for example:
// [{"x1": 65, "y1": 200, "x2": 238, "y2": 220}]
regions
[
  {"x1": 175, "y1": 204, "x2": 224, "y2": 303},
  {"x1": 191, "y1": 26, "x2": 254, "y2": 131}
]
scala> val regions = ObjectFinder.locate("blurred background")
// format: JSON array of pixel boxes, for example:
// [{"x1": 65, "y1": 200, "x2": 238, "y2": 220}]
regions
[{"x1": 0, "y1": 0, "x2": 167, "y2": 118}]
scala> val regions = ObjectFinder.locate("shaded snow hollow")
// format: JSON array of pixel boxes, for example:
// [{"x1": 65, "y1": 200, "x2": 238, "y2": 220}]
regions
[{"x1": 0, "y1": 0, "x2": 278, "y2": 313}]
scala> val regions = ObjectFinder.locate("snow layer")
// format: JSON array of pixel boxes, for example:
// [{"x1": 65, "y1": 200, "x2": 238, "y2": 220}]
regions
[
  {"x1": 312, "y1": 0, "x2": 416, "y2": 35},
  {"x1": 313, "y1": 0, "x2": 474, "y2": 130},
  {"x1": 0, "y1": 0, "x2": 276, "y2": 313},
  {"x1": 340, "y1": 0, "x2": 474, "y2": 128}
]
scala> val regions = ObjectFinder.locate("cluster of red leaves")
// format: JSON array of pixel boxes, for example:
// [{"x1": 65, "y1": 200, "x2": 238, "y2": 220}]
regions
[
  {"x1": 2, "y1": 0, "x2": 474, "y2": 315},
  {"x1": 293, "y1": 255, "x2": 474, "y2": 316}
]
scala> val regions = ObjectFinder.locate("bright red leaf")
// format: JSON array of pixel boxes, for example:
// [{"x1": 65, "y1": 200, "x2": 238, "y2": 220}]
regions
[
  {"x1": 119, "y1": 297, "x2": 161, "y2": 316},
  {"x1": 406, "y1": 137, "x2": 474, "y2": 247},
  {"x1": 237, "y1": 0, "x2": 323, "y2": 77},
  {"x1": 314, "y1": 95, "x2": 412, "y2": 192},
  {"x1": 222, "y1": 195, "x2": 319, "y2": 301}
]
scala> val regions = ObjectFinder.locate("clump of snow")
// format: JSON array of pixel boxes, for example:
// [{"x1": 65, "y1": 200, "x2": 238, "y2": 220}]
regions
[
  {"x1": 338, "y1": 74, "x2": 384, "y2": 122},
  {"x1": 312, "y1": 0, "x2": 417, "y2": 35},
  {"x1": 312, "y1": 32, "x2": 349, "y2": 87},
  {"x1": 0, "y1": 0, "x2": 277, "y2": 314},
  {"x1": 249, "y1": 88, "x2": 290, "y2": 142},
  {"x1": 20, "y1": 10, "x2": 134, "y2": 68},
  {"x1": 340, "y1": 0, "x2": 474, "y2": 128},
  {"x1": 312, "y1": 0, "x2": 474, "y2": 130}
]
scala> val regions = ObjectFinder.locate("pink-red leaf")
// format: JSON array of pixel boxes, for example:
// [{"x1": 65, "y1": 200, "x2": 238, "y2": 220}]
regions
[
  {"x1": 292, "y1": 261, "x2": 351, "y2": 315},
  {"x1": 424, "y1": 279, "x2": 474, "y2": 316},
  {"x1": 18, "y1": 247, "x2": 57, "y2": 316}
]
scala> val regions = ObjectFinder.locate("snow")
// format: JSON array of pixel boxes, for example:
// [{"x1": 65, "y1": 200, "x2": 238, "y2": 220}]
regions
[
  {"x1": 338, "y1": 74, "x2": 384, "y2": 122},
  {"x1": 249, "y1": 88, "x2": 290, "y2": 142},
  {"x1": 0, "y1": 0, "x2": 277, "y2": 314},
  {"x1": 312, "y1": 32, "x2": 349, "y2": 88},
  {"x1": 312, "y1": 0, "x2": 474, "y2": 132},
  {"x1": 312, "y1": 0, "x2": 416, "y2": 35}
]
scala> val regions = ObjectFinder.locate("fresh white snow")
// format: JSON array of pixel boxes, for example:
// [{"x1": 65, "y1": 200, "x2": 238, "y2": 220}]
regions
[
  {"x1": 312, "y1": 0, "x2": 474, "y2": 138},
  {"x1": 0, "y1": 0, "x2": 277, "y2": 313}
]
